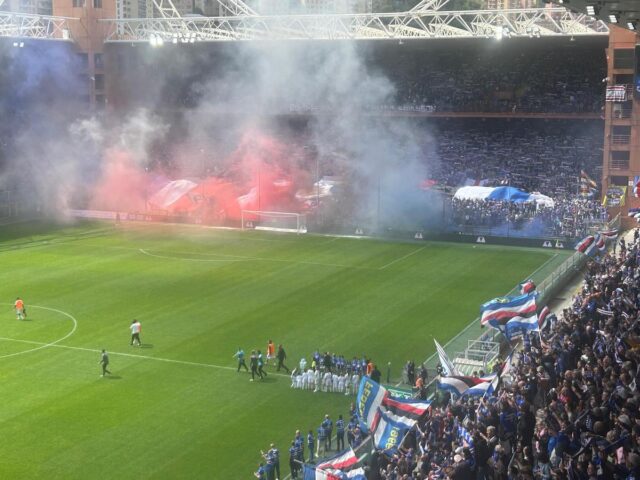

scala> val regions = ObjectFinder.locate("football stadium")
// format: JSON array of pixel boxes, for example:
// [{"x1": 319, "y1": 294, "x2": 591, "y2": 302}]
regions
[{"x1": 1, "y1": 0, "x2": 640, "y2": 479}]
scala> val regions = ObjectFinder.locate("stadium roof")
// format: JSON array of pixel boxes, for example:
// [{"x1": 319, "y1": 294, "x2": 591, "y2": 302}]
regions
[
  {"x1": 550, "y1": 0, "x2": 640, "y2": 32},
  {"x1": 101, "y1": 7, "x2": 608, "y2": 43},
  {"x1": 0, "y1": 12, "x2": 74, "y2": 41}
]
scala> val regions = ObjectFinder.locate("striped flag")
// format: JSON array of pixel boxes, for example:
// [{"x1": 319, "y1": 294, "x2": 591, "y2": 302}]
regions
[
  {"x1": 600, "y1": 229, "x2": 619, "y2": 241},
  {"x1": 356, "y1": 377, "x2": 386, "y2": 434},
  {"x1": 575, "y1": 235, "x2": 595, "y2": 254},
  {"x1": 480, "y1": 293, "x2": 537, "y2": 329},
  {"x1": 519, "y1": 280, "x2": 536, "y2": 295},
  {"x1": 503, "y1": 314, "x2": 540, "y2": 340},
  {"x1": 371, "y1": 408, "x2": 416, "y2": 453},
  {"x1": 437, "y1": 375, "x2": 488, "y2": 397},
  {"x1": 462, "y1": 374, "x2": 499, "y2": 397},
  {"x1": 434, "y1": 339, "x2": 459, "y2": 376},
  {"x1": 382, "y1": 396, "x2": 431, "y2": 421},
  {"x1": 538, "y1": 306, "x2": 550, "y2": 330},
  {"x1": 456, "y1": 423, "x2": 475, "y2": 451},
  {"x1": 304, "y1": 448, "x2": 366, "y2": 480}
]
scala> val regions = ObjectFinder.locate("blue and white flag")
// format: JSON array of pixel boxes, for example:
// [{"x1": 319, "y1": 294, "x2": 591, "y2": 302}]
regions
[
  {"x1": 462, "y1": 374, "x2": 499, "y2": 398},
  {"x1": 304, "y1": 448, "x2": 365, "y2": 480},
  {"x1": 356, "y1": 376, "x2": 386, "y2": 434},
  {"x1": 437, "y1": 375, "x2": 489, "y2": 397},
  {"x1": 434, "y1": 339, "x2": 459, "y2": 376},
  {"x1": 371, "y1": 408, "x2": 415, "y2": 454},
  {"x1": 456, "y1": 424, "x2": 475, "y2": 451},
  {"x1": 503, "y1": 315, "x2": 540, "y2": 340},
  {"x1": 480, "y1": 292, "x2": 537, "y2": 328}
]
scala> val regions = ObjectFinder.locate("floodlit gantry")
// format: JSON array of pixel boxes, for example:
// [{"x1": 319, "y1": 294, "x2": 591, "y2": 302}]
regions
[
  {"x1": 103, "y1": 7, "x2": 608, "y2": 43},
  {"x1": 0, "y1": 11, "x2": 73, "y2": 40}
]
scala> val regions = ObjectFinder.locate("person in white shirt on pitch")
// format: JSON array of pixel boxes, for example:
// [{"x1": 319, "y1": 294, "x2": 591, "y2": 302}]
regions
[
  {"x1": 343, "y1": 373, "x2": 351, "y2": 395},
  {"x1": 314, "y1": 368, "x2": 321, "y2": 393},
  {"x1": 323, "y1": 371, "x2": 332, "y2": 392},
  {"x1": 332, "y1": 373, "x2": 339, "y2": 392},
  {"x1": 130, "y1": 319, "x2": 142, "y2": 346},
  {"x1": 291, "y1": 368, "x2": 298, "y2": 388},
  {"x1": 337, "y1": 373, "x2": 345, "y2": 393},
  {"x1": 351, "y1": 373, "x2": 359, "y2": 395},
  {"x1": 299, "y1": 358, "x2": 307, "y2": 372}
]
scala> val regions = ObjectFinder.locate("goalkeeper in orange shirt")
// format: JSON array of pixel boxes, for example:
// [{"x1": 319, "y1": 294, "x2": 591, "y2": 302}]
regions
[
  {"x1": 14, "y1": 297, "x2": 26, "y2": 320},
  {"x1": 266, "y1": 339, "x2": 275, "y2": 366}
]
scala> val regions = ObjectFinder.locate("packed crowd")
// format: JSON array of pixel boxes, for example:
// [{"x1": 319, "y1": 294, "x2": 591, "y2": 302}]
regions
[
  {"x1": 374, "y1": 231, "x2": 640, "y2": 480},
  {"x1": 430, "y1": 119, "x2": 604, "y2": 199},
  {"x1": 376, "y1": 39, "x2": 605, "y2": 114},
  {"x1": 451, "y1": 197, "x2": 608, "y2": 239}
]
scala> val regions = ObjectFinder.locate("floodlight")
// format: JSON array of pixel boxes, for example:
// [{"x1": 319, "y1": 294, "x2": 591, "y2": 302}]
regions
[
  {"x1": 628, "y1": 22, "x2": 637, "y2": 30},
  {"x1": 609, "y1": 14, "x2": 618, "y2": 24},
  {"x1": 586, "y1": 5, "x2": 597, "y2": 16},
  {"x1": 495, "y1": 27, "x2": 503, "y2": 40}
]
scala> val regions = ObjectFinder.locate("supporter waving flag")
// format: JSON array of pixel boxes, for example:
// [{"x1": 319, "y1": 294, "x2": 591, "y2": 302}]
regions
[
  {"x1": 519, "y1": 280, "x2": 536, "y2": 295},
  {"x1": 434, "y1": 339, "x2": 459, "y2": 376},
  {"x1": 480, "y1": 292, "x2": 537, "y2": 328},
  {"x1": 537, "y1": 306, "x2": 551, "y2": 330},
  {"x1": 461, "y1": 375, "x2": 499, "y2": 397},
  {"x1": 303, "y1": 448, "x2": 365, "y2": 480},
  {"x1": 437, "y1": 375, "x2": 489, "y2": 397},
  {"x1": 356, "y1": 376, "x2": 386, "y2": 434},
  {"x1": 357, "y1": 377, "x2": 430, "y2": 433},
  {"x1": 371, "y1": 408, "x2": 416, "y2": 454},
  {"x1": 575, "y1": 235, "x2": 595, "y2": 254},
  {"x1": 381, "y1": 396, "x2": 431, "y2": 421}
]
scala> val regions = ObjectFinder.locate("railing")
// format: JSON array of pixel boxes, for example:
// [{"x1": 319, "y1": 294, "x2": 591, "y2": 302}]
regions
[{"x1": 612, "y1": 134, "x2": 631, "y2": 145}]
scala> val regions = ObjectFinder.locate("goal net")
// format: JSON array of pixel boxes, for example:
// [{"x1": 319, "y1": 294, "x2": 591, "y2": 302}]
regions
[{"x1": 241, "y1": 210, "x2": 307, "y2": 234}]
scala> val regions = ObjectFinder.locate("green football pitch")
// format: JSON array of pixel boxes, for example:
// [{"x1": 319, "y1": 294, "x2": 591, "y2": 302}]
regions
[{"x1": 0, "y1": 221, "x2": 568, "y2": 479}]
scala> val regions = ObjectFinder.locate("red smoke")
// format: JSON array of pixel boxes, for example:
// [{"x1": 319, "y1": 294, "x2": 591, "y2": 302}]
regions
[
  {"x1": 89, "y1": 130, "x2": 312, "y2": 222},
  {"x1": 90, "y1": 148, "x2": 151, "y2": 212}
]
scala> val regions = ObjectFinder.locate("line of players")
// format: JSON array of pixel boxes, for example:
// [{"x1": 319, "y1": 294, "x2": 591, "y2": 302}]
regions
[{"x1": 290, "y1": 368, "x2": 359, "y2": 395}]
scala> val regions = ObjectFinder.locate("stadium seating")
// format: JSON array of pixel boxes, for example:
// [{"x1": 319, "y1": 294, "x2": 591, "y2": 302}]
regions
[{"x1": 374, "y1": 232, "x2": 640, "y2": 479}]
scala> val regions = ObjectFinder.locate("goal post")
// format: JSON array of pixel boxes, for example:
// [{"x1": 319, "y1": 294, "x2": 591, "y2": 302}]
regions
[{"x1": 241, "y1": 210, "x2": 307, "y2": 234}]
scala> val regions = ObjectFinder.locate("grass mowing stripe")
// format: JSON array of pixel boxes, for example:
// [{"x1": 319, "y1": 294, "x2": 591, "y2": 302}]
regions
[{"x1": 398, "y1": 252, "x2": 563, "y2": 387}]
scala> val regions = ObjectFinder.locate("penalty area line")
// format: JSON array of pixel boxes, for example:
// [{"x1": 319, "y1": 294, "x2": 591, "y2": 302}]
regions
[{"x1": 0, "y1": 336, "x2": 290, "y2": 377}]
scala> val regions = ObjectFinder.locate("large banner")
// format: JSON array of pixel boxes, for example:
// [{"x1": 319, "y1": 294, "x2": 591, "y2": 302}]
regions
[
  {"x1": 356, "y1": 377, "x2": 386, "y2": 434},
  {"x1": 603, "y1": 186, "x2": 627, "y2": 207}
]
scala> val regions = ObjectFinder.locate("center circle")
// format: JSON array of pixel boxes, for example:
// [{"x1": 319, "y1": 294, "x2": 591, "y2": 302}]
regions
[{"x1": 0, "y1": 303, "x2": 77, "y2": 359}]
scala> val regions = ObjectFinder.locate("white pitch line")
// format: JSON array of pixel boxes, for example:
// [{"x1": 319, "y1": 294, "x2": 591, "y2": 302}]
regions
[
  {"x1": 138, "y1": 248, "x2": 376, "y2": 271},
  {"x1": 139, "y1": 249, "x2": 244, "y2": 263},
  {"x1": 378, "y1": 246, "x2": 426, "y2": 270},
  {"x1": 0, "y1": 304, "x2": 77, "y2": 359},
  {"x1": 0, "y1": 335, "x2": 291, "y2": 377}
]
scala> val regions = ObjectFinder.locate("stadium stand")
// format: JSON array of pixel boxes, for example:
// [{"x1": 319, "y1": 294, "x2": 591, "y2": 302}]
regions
[
  {"x1": 375, "y1": 38, "x2": 606, "y2": 114},
  {"x1": 370, "y1": 232, "x2": 640, "y2": 479}
]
